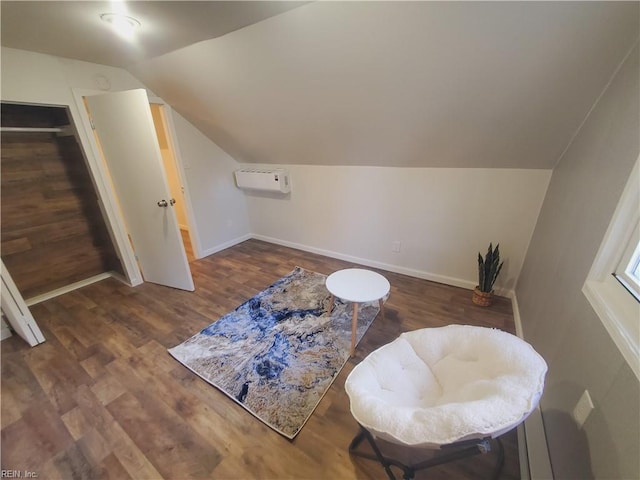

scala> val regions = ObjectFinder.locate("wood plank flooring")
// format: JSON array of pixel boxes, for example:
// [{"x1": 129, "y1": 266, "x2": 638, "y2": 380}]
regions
[
  {"x1": 1, "y1": 239, "x2": 521, "y2": 479},
  {"x1": 1, "y1": 103, "x2": 123, "y2": 299},
  {"x1": 181, "y1": 229, "x2": 195, "y2": 263}
]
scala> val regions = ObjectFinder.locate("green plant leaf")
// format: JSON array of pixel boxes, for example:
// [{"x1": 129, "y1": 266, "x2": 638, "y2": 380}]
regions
[{"x1": 477, "y1": 242, "x2": 503, "y2": 292}]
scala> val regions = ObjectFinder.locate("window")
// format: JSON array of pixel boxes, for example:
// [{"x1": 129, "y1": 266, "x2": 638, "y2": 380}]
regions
[
  {"x1": 614, "y1": 223, "x2": 640, "y2": 301},
  {"x1": 583, "y1": 156, "x2": 640, "y2": 380}
]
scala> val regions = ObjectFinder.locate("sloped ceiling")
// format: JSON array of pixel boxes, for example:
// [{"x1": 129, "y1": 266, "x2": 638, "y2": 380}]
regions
[
  {"x1": 0, "y1": 1, "x2": 308, "y2": 68},
  {"x1": 2, "y1": 2, "x2": 638, "y2": 169},
  {"x1": 130, "y1": 1, "x2": 639, "y2": 169}
]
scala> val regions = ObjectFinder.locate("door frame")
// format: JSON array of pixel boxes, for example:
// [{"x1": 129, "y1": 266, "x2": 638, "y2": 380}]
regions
[
  {"x1": 1, "y1": 260, "x2": 45, "y2": 346},
  {"x1": 0, "y1": 94, "x2": 145, "y2": 289},
  {"x1": 0, "y1": 97, "x2": 130, "y2": 346},
  {"x1": 23, "y1": 88, "x2": 203, "y2": 288},
  {"x1": 146, "y1": 96, "x2": 203, "y2": 260}
]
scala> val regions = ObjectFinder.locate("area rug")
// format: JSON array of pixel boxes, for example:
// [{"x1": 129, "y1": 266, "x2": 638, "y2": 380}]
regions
[{"x1": 168, "y1": 267, "x2": 381, "y2": 439}]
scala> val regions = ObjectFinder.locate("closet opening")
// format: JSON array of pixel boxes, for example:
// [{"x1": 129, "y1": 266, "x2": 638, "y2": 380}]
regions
[{"x1": 0, "y1": 102, "x2": 125, "y2": 304}]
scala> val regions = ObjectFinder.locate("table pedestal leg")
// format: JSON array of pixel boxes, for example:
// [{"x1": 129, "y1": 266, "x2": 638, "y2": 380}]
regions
[
  {"x1": 379, "y1": 299, "x2": 385, "y2": 321},
  {"x1": 351, "y1": 302, "x2": 359, "y2": 357}
]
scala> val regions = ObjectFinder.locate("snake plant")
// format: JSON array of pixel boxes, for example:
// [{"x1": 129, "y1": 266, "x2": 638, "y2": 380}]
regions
[{"x1": 477, "y1": 243, "x2": 504, "y2": 293}]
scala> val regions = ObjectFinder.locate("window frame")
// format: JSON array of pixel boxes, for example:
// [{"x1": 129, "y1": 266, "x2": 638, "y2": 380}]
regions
[
  {"x1": 614, "y1": 222, "x2": 640, "y2": 301},
  {"x1": 583, "y1": 156, "x2": 640, "y2": 380}
]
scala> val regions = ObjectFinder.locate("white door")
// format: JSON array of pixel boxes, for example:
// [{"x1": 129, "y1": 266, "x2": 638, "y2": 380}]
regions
[
  {"x1": 86, "y1": 89, "x2": 194, "y2": 291},
  {"x1": 1, "y1": 260, "x2": 45, "y2": 347}
]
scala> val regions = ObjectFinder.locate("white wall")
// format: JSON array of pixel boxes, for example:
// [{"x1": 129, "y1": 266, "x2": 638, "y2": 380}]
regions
[
  {"x1": 1, "y1": 48, "x2": 549, "y2": 296},
  {"x1": 1, "y1": 47, "x2": 147, "y2": 105},
  {"x1": 171, "y1": 112, "x2": 251, "y2": 256},
  {"x1": 0, "y1": 47, "x2": 250, "y2": 263},
  {"x1": 516, "y1": 43, "x2": 639, "y2": 479},
  {"x1": 245, "y1": 165, "x2": 551, "y2": 294}
]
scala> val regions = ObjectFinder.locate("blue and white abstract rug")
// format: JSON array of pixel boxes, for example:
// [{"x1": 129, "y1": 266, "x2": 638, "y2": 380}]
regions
[{"x1": 168, "y1": 267, "x2": 381, "y2": 439}]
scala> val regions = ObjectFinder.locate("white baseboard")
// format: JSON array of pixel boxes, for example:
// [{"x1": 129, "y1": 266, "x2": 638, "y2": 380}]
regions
[
  {"x1": 199, "y1": 233, "x2": 515, "y2": 297},
  {"x1": 517, "y1": 424, "x2": 530, "y2": 480},
  {"x1": 199, "y1": 234, "x2": 252, "y2": 258},
  {"x1": 510, "y1": 291, "x2": 525, "y2": 338},
  {"x1": 523, "y1": 407, "x2": 554, "y2": 479},
  {"x1": 510, "y1": 291, "x2": 553, "y2": 480},
  {"x1": 24, "y1": 272, "x2": 113, "y2": 306},
  {"x1": 251, "y1": 234, "x2": 486, "y2": 292}
]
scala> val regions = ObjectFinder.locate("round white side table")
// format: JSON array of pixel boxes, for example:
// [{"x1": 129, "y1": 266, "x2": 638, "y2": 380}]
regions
[{"x1": 326, "y1": 268, "x2": 390, "y2": 356}]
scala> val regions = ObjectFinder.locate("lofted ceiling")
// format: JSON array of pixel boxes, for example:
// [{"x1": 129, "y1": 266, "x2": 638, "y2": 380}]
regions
[{"x1": 2, "y1": 1, "x2": 639, "y2": 169}]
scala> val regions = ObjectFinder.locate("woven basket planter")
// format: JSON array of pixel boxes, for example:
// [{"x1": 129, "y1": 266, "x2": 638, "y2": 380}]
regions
[{"x1": 472, "y1": 287, "x2": 493, "y2": 307}]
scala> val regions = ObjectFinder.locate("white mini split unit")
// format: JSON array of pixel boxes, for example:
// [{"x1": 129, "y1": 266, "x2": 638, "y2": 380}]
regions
[{"x1": 234, "y1": 168, "x2": 291, "y2": 193}]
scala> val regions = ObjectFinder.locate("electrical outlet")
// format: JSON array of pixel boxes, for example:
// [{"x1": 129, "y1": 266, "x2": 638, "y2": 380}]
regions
[
  {"x1": 392, "y1": 241, "x2": 401, "y2": 253},
  {"x1": 572, "y1": 390, "x2": 594, "y2": 428}
]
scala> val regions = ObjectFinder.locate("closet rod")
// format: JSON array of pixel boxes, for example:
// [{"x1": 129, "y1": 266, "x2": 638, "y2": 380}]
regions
[{"x1": 1, "y1": 126, "x2": 64, "y2": 133}]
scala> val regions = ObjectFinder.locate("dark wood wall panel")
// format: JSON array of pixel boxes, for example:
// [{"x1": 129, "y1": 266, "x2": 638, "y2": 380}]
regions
[
  {"x1": 1, "y1": 104, "x2": 123, "y2": 299},
  {"x1": 1, "y1": 103, "x2": 68, "y2": 128}
]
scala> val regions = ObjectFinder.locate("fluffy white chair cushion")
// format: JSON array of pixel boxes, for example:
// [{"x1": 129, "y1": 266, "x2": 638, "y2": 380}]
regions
[{"x1": 345, "y1": 325, "x2": 547, "y2": 447}]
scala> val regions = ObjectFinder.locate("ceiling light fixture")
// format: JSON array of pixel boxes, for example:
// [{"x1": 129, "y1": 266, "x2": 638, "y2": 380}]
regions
[{"x1": 100, "y1": 13, "x2": 141, "y2": 38}]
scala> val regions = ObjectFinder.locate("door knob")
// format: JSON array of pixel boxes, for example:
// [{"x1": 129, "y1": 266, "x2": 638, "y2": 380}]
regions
[
  {"x1": 157, "y1": 199, "x2": 168, "y2": 207},
  {"x1": 169, "y1": 198, "x2": 176, "y2": 206}
]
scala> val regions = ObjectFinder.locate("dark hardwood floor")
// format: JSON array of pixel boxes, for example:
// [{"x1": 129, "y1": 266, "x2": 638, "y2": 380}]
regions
[{"x1": 1, "y1": 239, "x2": 520, "y2": 479}]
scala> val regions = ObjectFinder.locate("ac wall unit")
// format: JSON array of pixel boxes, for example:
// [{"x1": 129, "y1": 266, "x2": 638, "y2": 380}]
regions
[{"x1": 234, "y1": 168, "x2": 291, "y2": 193}]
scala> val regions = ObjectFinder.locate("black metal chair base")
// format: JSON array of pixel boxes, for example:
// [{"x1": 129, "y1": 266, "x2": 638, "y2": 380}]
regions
[{"x1": 348, "y1": 425, "x2": 505, "y2": 480}]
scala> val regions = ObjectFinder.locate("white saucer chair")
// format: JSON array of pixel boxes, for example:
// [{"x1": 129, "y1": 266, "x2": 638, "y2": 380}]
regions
[{"x1": 345, "y1": 325, "x2": 547, "y2": 480}]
